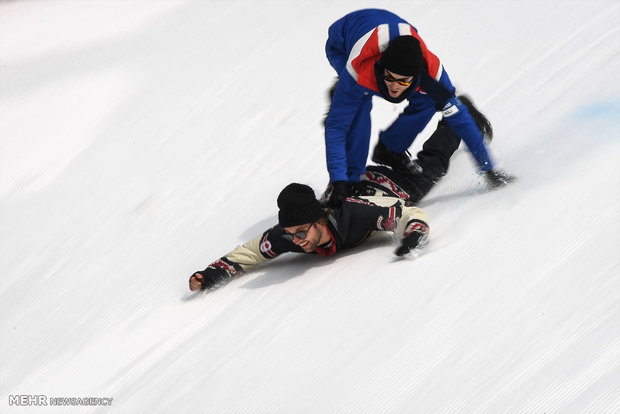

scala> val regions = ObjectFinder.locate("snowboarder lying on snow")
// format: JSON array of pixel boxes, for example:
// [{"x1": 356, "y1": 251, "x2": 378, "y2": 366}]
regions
[
  {"x1": 188, "y1": 164, "x2": 430, "y2": 292},
  {"x1": 188, "y1": 118, "x2": 510, "y2": 292}
]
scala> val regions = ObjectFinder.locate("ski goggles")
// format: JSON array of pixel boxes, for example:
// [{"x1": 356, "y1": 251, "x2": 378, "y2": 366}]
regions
[
  {"x1": 383, "y1": 72, "x2": 413, "y2": 87},
  {"x1": 281, "y1": 223, "x2": 314, "y2": 242}
]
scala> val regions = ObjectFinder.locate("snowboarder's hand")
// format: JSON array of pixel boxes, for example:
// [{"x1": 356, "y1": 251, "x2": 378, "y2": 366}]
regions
[
  {"x1": 188, "y1": 269, "x2": 219, "y2": 291},
  {"x1": 484, "y1": 169, "x2": 516, "y2": 188},
  {"x1": 395, "y1": 232, "x2": 424, "y2": 256},
  {"x1": 189, "y1": 262, "x2": 238, "y2": 291},
  {"x1": 326, "y1": 181, "x2": 371, "y2": 208},
  {"x1": 395, "y1": 220, "x2": 429, "y2": 257},
  {"x1": 326, "y1": 181, "x2": 350, "y2": 209},
  {"x1": 189, "y1": 273, "x2": 205, "y2": 291}
]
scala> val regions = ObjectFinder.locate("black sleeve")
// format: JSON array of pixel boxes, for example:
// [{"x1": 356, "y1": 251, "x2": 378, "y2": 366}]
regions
[
  {"x1": 334, "y1": 198, "x2": 403, "y2": 246},
  {"x1": 256, "y1": 225, "x2": 305, "y2": 259}
]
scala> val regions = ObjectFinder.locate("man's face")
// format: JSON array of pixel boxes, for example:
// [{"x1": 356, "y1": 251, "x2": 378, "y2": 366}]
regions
[
  {"x1": 383, "y1": 69, "x2": 414, "y2": 98},
  {"x1": 283, "y1": 222, "x2": 321, "y2": 252}
]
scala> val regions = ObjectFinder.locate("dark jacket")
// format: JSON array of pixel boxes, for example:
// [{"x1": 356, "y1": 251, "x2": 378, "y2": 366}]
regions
[{"x1": 194, "y1": 192, "x2": 429, "y2": 289}]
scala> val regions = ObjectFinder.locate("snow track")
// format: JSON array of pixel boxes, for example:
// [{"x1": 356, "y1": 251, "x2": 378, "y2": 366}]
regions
[{"x1": 1, "y1": 1, "x2": 619, "y2": 413}]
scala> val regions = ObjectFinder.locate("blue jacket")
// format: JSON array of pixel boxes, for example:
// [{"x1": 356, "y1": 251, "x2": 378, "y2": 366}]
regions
[{"x1": 325, "y1": 9, "x2": 493, "y2": 183}]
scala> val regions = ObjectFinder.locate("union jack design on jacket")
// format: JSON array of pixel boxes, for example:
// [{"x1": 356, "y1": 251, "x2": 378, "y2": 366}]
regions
[
  {"x1": 346, "y1": 22, "x2": 442, "y2": 93},
  {"x1": 324, "y1": 9, "x2": 494, "y2": 184}
]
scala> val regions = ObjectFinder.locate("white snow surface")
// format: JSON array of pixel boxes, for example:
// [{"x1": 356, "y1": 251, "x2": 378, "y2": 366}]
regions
[{"x1": 1, "y1": 1, "x2": 620, "y2": 413}]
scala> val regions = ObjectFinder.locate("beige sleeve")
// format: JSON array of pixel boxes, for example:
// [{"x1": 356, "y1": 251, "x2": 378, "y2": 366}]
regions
[
  {"x1": 223, "y1": 234, "x2": 270, "y2": 272},
  {"x1": 396, "y1": 204, "x2": 429, "y2": 238}
]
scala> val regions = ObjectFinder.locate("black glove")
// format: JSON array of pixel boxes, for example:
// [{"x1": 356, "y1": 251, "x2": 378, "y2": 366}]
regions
[
  {"x1": 189, "y1": 268, "x2": 225, "y2": 291},
  {"x1": 484, "y1": 169, "x2": 516, "y2": 188},
  {"x1": 327, "y1": 181, "x2": 351, "y2": 208},
  {"x1": 350, "y1": 181, "x2": 375, "y2": 197},
  {"x1": 395, "y1": 221, "x2": 429, "y2": 256},
  {"x1": 189, "y1": 259, "x2": 241, "y2": 291},
  {"x1": 395, "y1": 232, "x2": 425, "y2": 256}
]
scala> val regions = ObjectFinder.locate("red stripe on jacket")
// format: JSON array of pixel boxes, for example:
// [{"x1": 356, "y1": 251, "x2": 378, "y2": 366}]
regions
[{"x1": 349, "y1": 25, "x2": 442, "y2": 93}]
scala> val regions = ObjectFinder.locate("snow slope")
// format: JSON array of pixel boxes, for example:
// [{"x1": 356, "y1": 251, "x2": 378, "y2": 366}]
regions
[{"x1": 1, "y1": 1, "x2": 619, "y2": 413}]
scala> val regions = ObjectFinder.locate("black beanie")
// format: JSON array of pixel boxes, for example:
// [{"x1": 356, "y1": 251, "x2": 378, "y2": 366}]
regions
[
  {"x1": 381, "y1": 36, "x2": 423, "y2": 77},
  {"x1": 277, "y1": 183, "x2": 324, "y2": 228}
]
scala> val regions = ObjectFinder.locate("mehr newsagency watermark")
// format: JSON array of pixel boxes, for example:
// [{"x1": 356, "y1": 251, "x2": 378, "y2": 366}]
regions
[{"x1": 9, "y1": 395, "x2": 113, "y2": 407}]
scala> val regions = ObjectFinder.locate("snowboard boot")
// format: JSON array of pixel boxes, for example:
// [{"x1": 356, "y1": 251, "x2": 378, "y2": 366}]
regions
[
  {"x1": 371, "y1": 140, "x2": 423, "y2": 176},
  {"x1": 408, "y1": 167, "x2": 445, "y2": 203}
]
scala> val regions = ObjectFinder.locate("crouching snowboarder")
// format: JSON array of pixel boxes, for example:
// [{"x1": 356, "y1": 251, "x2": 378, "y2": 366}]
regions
[{"x1": 189, "y1": 167, "x2": 430, "y2": 291}]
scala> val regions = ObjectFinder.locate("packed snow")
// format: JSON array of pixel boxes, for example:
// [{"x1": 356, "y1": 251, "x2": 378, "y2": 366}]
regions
[{"x1": 1, "y1": 1, "x2": 619, "y2": 413}]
